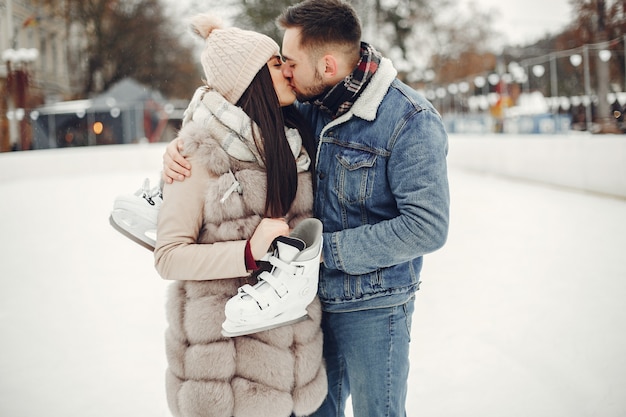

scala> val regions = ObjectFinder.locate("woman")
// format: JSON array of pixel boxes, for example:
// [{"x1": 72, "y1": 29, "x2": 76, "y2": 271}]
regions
[{"x1": 153, "y1": 14, "x2": 326, "y2": 417}]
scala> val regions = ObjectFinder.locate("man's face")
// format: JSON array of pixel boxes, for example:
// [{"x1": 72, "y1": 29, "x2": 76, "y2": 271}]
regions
[{"x1": 281, "y1": 27, "x2": 329, "y2": 102}]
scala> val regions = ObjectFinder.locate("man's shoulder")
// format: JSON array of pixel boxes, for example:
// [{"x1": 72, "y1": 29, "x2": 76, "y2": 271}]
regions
[
  {"x1": 368, "y1": 80, "x2": 438, "y2": 128},
  {"x1": 362, "y1": 58, "x2": 436, "y2": 116},
  {"x1": 385, "y1": 78, "x2": 433, "y2": 112}
]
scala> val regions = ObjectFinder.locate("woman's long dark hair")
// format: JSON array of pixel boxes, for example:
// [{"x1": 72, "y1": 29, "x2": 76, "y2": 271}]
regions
[{"x1": 237, "y1": 65, "x2": 316, "y2": 218}]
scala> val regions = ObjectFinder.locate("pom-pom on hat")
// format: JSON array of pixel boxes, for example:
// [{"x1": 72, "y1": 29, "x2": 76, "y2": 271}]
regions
[{"x1": 191, "y1": 14, "x2": 280, "y2": 105}]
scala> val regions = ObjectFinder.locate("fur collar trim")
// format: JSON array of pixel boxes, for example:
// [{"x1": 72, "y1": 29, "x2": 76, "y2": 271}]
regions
[{"x1": 337, "y1": 57, "x2": 397, "y2": 123}]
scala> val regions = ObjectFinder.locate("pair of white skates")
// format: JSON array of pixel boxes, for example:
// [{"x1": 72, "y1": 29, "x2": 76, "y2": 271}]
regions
[{"x1": 109, "y1": 180, "x2": 322, "y2": 337}]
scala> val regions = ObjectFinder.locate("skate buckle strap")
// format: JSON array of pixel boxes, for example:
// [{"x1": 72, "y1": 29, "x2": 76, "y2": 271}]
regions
[
  {"x1": 234, "y1": 241, "x2": 304, "y2": 312},
  {"x1": 258, "y1": 271, "x2": 289, "y2": 298},
  {"x1": 268, "y1": 256, "x2": 297, "y2": 275},
  {"x1": 239, "y1": 284, "x2": 271, "y2": 309},
  {"x1": 239, "y1": 256, "x2": 295, "y2": 306}
]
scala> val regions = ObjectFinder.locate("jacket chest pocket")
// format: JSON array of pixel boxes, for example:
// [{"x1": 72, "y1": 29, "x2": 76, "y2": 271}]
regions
[{"x1": 334, "y1": 148, "x2": 377, "y2": 204}]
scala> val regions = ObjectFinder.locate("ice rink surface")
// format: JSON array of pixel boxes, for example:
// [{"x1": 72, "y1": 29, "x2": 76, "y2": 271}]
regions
[{"x1": 1, "y1": 142, "x2": 625, "y2": 416}]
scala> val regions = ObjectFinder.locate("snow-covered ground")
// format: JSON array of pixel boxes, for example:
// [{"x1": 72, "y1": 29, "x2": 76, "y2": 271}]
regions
[{"x1": 1, "y1": 142, "x2": 625, "y2": 416}]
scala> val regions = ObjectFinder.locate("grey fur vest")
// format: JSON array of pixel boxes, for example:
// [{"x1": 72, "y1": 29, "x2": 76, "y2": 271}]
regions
[{"x1": 164, "y1": 90, "x2": 326, "y2": 417}]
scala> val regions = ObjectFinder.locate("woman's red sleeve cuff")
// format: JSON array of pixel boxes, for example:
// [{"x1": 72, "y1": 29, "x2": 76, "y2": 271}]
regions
[{"x1": 244, "y1": 240, "x2": 259, "y2": 271}]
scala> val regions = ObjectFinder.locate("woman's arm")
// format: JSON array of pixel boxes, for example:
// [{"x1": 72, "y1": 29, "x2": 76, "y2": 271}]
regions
[
  {"x1": 154, "y1": 154, "x2": 290, "y2": 281},
  {"x1": 154, "y1": 154, "x2": 250, "y2": 281}
]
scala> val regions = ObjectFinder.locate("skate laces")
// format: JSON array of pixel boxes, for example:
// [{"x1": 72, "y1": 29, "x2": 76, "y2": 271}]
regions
[{"x1": 137, "y1": 178, "x2": 162, "y2": 206}]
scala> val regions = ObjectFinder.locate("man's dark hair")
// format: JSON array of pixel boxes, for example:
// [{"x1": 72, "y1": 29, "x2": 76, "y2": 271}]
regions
[{"x1": 276, "y1": 0, "x2": 361, "y2": 53}]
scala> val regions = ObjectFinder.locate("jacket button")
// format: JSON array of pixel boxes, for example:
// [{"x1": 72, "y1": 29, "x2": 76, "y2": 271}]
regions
[{"x1": 318, "y1": 172, "x2": 326, "y2": 180}]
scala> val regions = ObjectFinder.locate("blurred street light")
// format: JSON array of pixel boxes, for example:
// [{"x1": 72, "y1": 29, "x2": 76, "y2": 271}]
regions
[
  {"x1": 532, "y1": 65, "x2": 545, "y2": 77},
  {"x1": 598, "y1": 50, "x2": 611, "y2": 62},
  {"x1": 569, "y1": 54, "x2": 582, "y2": 67}
]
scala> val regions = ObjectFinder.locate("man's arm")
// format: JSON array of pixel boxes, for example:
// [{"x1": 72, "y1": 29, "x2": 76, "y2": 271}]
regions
[
  {"x1": 322, "y1": 108, "x2": 450, "y2": 275},
  {"x1": 163, "y1": 137, "x2": 192, "y2": 183}
]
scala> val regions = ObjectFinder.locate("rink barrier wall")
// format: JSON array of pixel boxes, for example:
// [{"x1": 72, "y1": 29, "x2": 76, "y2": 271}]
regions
[
  {"x1": 1, "y1": 137, "x2": 625, "y2": 199},
  {"x1": 448, "y1": 134, "x2": 626, "y2": 199}
]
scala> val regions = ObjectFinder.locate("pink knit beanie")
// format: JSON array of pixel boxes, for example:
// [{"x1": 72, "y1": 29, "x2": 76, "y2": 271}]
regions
[{"x1": 191, "y1": 14, "x2": 280, "y2": 105}]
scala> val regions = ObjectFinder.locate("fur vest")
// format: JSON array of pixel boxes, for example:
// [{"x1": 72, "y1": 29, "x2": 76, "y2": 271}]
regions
[{"x1": 163, "y1": 89, "x2": 326, "y2": 417}]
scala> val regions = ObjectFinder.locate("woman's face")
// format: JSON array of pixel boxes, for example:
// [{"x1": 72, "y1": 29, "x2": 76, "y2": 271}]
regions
[{"x1": 268, "y1": 56, "x2": 296, "y2": 107}]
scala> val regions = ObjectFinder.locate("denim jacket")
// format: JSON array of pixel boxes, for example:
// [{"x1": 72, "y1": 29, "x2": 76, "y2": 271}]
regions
[{"x1": 298, "y1": 58, "x2": 450, "y2": 312}]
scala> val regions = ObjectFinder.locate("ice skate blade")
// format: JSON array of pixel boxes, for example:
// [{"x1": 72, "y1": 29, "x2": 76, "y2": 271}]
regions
[
  {"x1": 109, "y1": 214, "x2": 155, "y2": 251},
  {"x1": 221, "y1": 313, "x2": 309, "y2": 338}
]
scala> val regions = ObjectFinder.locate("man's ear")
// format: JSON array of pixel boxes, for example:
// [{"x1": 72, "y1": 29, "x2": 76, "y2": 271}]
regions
[{"x1": 320, "y1": 54, "x2": 339, "y2": 79}]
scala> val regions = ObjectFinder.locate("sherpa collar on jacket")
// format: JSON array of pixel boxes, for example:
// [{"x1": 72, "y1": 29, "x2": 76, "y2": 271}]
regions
[{"x1": 337, "y1": 57, "x2": 398, "y2": 123}]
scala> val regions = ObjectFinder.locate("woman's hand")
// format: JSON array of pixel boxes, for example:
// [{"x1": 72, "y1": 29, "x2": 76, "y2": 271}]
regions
[
  {"x1": 162, "y1": 137, "x2": 191, "y2": 184},
  {"x1": 249, "y1": 218, "x2": 290, "y2": 260}
]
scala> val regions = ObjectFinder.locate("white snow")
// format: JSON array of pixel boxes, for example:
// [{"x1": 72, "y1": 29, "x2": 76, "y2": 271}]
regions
[{"x1": 1, "y1": 141, "x2": 625, "y2": 416}]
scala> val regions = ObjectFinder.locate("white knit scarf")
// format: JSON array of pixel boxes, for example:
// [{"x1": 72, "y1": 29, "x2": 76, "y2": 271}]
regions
[{"x1": 182, "y1": 87, "x2": 311, "y2": 172}]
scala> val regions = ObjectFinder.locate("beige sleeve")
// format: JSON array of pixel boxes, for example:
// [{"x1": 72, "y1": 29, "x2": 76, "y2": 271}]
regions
[{"x1": 154, "y1": 155, "x2": 250, "y2": 281}]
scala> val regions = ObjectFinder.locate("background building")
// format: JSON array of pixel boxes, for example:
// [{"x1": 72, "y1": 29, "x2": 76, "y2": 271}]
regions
[
  {"x1": 31, "y1": 78, "x2": 181, "y2": 148},
  {"x1": 1, "y1": 0, "x2": 73, "y2": 151}
]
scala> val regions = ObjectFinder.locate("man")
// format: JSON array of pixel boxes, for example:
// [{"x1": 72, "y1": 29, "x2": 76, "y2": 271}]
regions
[{"x1": 163, "y1": 1, "x2": 449, "y2": 416}]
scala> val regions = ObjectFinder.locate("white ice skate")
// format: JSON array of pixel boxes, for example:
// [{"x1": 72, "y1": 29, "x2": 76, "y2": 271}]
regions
[
  {"x1": 222, "y1": 218, "x2": 323, "y2": 337},
  {"x1": 109, "y1": 178, "x2": 161, "y2": 251}
]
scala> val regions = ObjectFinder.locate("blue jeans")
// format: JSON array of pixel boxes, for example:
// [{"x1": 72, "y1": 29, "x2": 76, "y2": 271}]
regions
[{"x1": 311, "y1": 298, "x2": 415, "y2": 417}]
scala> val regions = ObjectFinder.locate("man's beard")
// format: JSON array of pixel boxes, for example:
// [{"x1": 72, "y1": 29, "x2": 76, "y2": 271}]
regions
[{"x1": 295, "y1": 69, "x2": 329, "y2": 102}]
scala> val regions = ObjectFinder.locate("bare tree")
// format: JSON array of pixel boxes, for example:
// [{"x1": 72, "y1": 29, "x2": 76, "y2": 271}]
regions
[{"x1": 64, "y1": 0, "x2": 201, "y2": 98}]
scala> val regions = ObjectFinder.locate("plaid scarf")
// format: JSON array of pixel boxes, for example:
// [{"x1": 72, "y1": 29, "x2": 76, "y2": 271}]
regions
[{"x1": 313, "y1": 42, "x2": 382, "y2": 118}]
